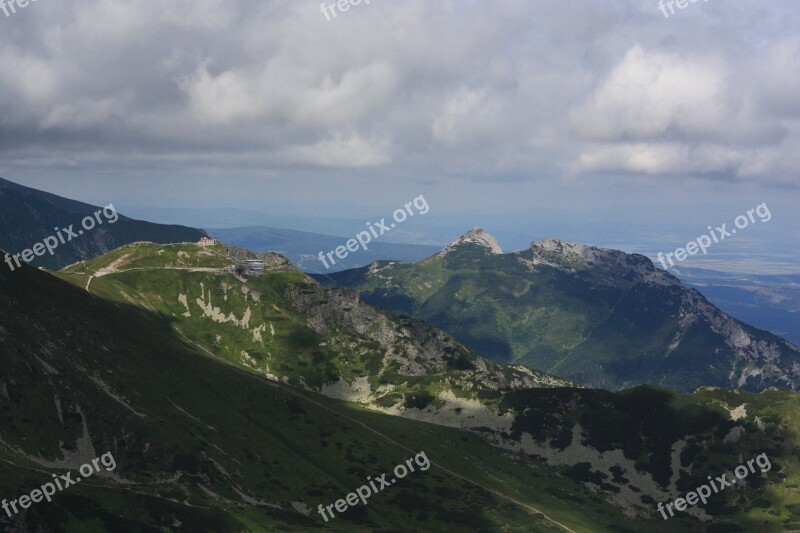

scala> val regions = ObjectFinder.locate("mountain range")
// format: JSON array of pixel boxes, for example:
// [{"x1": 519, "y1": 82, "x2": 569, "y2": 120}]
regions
[
  {"x1": 1, "y1": 178, "x2": 798, "y2": 531},
  {"x1": 315, "y1": 228, "x2": 800, "y2": 393},
  {"x1": 1, "y1": 240, "x2": 794, "y2": 531}
]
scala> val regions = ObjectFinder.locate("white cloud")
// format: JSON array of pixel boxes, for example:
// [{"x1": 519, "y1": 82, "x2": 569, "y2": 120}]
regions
[
  {"x1": 571, "y1": 46, "x2": 731, "y2": 141},
  {"x1": 179, "y1": 63, "x2": 260, "y2": 124},
  {"x1": 0, "y1": 49, "x2": 58, "y2": 103},
  {"x1": 432, "y1": 87, "x2": 504, "y2": 147},
  {"x1": 41, "y1": 95, "x2": 131, "y2": 130},
  {"x1": 0, "y1": 0, "x2": 797, "y2": 188},
  {"x1": 282, "y1": 133, "x2": 391, "y2": 168},
  {"x1": 755, "y1": 35, "x2": 800, "y2": 115},
  {"x1": 571, "y1": 43, "x2": 799, "y2": 181}
]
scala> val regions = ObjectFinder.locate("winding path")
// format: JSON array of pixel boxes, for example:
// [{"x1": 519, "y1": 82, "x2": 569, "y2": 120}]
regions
[{"x1": 82, "y1": 266, "x2": 230, "y2": 295}]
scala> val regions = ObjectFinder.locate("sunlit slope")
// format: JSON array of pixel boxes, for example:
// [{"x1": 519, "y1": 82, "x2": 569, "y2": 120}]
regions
[
  {"x1": 59, "y1": 243, "x2": 573, "y2": 420},
  {"x1": 61, "y1": 241, "x2": 237, "y2": 273}
]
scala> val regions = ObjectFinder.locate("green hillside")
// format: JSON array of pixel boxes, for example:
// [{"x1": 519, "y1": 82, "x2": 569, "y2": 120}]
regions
[
  {"x1": 2, "y1": 251, "x2": 604, "y2": 532},
  {"x1": 23, "y1": 241, "x2": 798, "y2": 531},
  {"x1": 314, "y1": 229, "x2": 800, "y2": 393},
  {"x1": 59, "y1": 242, "x2": 574, "y2": 421}
]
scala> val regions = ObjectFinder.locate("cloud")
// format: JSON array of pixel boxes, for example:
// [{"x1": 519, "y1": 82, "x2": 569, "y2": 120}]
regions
[
  {"x1": 432, "y1": 87, "x2": 506, "y2": 147},
  {"x1": 282, "y1": 133, "x2": 392, "y2": 168},
  {"x1": 570, "y1": 46, "x2": 732, "y2": 142},
  {"x1": 571, "y1": 43, "x2": 799, "y2": 181},
  {"x1": 0, "y1": 49, "x2": 58, "y2": 103},
  {"x1": 0, "y1": 0, "x2": 796, "y2": 184},
  {"x1": 755, "y1": 35, "x2": 800, "y2": 116}
]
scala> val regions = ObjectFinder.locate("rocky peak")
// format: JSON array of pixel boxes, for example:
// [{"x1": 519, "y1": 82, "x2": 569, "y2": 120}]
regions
[
  {"x1": 438, "y1": 227, "x2": 503, "y2": 257},
  {"x1": 530, "y1": 238, "x2": 655, "y2": 266},
  {"x1": 530, "y1": 239, "x2": 607, "y2": 258},
  {"x1": 526, "y1": 239, "x2": 682, "y2": 287}
]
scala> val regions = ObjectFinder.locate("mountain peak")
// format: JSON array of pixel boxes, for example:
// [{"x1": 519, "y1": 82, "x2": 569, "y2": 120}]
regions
[
  {"x1": 438, "y1": 227, "x2": 503, "y2": 257},
  {"x1": 530, "y1": 238, "x2": 598, "y2": 257},
  {"x1": 526, "y1": 238, "x2": 686, "y2": 288}
]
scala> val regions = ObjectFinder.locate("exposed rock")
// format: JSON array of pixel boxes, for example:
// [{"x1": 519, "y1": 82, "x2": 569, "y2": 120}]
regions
[{"x1": 437, "y1": 227, "x2": 503, "y2": 257}]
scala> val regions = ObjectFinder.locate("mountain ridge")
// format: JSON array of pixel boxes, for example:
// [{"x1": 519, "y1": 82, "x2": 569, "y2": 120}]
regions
[
  {"x1": 315, "y1": 228, "x2": 800, "y2": 393},
  {"x1": 0, "y1": 177, "x2": 207, "y2": 270}
]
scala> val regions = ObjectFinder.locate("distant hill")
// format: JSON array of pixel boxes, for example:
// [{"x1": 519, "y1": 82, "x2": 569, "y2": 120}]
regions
[
  {"x1": 209, "y1": 226, "x2": 439, "y2": 273},
  {"x1": 0, "y1": 177, "x2": 206, "y2": 270},
  {"x1": 314, "y1": 228, "x2": 800, "y2": 393}
]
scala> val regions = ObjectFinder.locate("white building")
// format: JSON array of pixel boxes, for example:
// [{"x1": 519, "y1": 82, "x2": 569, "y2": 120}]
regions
[{"x1": 198, "y1": 237, "x2": 218, "y2": 247}]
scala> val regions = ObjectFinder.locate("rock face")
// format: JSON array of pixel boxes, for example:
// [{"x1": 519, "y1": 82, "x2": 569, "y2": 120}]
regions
[
  {"x1": 437, "y1": 227, "x2": 504, "y2": 257},
  {"x1": 527, "y1": 239, "x2": 676, "y2": 285},
  {"x1": 282, "y1": 281, "x2": 571, "y2": 391},
  {"x1": 678, "y1": 287, "x2": 800, "y2": 390},
  {"x1": 530, "y1": 239, "x2": 639, "y2": 266}
]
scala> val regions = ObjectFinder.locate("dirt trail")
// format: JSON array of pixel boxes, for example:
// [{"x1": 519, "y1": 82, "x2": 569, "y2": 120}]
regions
[{"x1": 83, "y1": 266, "x2": 230, "y2": 294}]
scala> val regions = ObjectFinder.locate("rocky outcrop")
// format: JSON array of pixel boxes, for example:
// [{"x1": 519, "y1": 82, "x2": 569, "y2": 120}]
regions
[
  {"x1": 283, "y1": 280, "x2": 573, "y2": 389},
  {"x1": 437, "y1": 227, "x2": 504, "y2": 257}
]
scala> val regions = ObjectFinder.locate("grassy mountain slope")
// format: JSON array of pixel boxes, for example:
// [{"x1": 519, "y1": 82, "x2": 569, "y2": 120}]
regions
[
  {"x1": 45, "y1": 241, "x2": 800, "y2": 531},
  {"x1": 314, "y1": 229, "x2": 800, "y2": 393},
  {"x1": 2, "y1": 252, "x2": 617, "y2": 532},
  {"x1": 60, "y1": 242, "x2": 573, "y2": 421},
  {"x1": 0, "y1": 177, "x2": 205, "y2": 270}
]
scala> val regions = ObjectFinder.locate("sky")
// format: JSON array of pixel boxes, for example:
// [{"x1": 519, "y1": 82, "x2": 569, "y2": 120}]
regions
[{"x1": 0, "y1": 0, "x2": 798, "y2": 262}]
